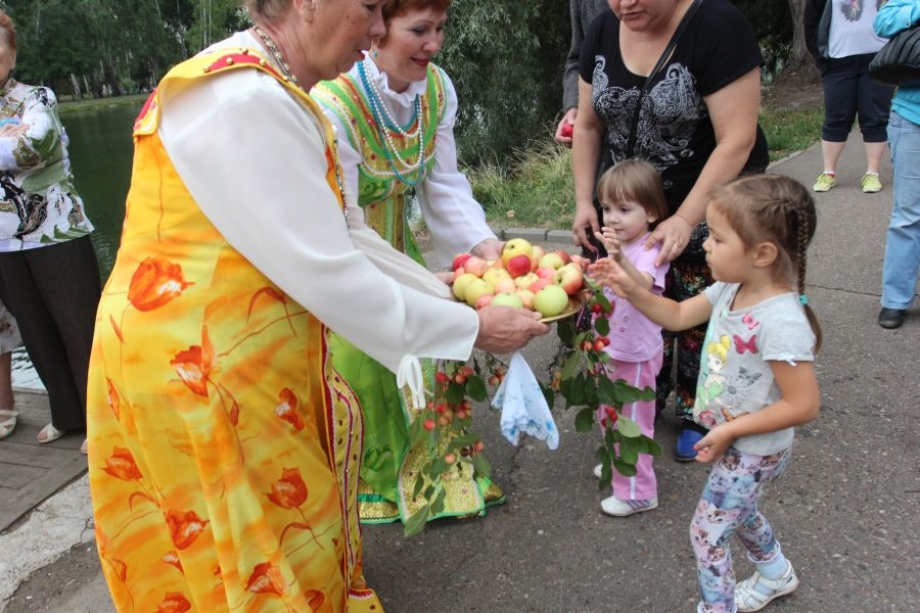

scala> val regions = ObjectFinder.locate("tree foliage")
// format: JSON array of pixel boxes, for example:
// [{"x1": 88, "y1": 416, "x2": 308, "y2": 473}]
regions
[{"x1": 0, "y1": 0, "x2": 811, "y2": 166}]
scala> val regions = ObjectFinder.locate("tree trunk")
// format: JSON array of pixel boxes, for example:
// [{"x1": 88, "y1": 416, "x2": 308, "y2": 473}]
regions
[
  {"x1": 787, "y1": 0, "x2": 809, "y2": 70},
  {"x1": 777, "y1": 0, "x2": 821, "y2": 84}
]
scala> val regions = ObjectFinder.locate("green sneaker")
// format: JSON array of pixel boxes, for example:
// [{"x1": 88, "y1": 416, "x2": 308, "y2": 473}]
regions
[
  {"x1": 812, "y1": 173, "x2": 837, "y2": 192},
  {"x1": 861, "y1": 173, "x2": 882, "y2": 193}
]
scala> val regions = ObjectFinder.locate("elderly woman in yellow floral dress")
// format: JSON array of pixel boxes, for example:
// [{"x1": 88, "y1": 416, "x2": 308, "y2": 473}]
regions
[{"x1": 85, "y1": 0, "x2": 548, "y2": 611}]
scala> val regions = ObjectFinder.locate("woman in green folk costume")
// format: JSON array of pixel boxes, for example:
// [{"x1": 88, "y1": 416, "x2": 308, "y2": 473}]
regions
[{"x1": 313, "y1": 0, "x2": 506, "y2": 525}]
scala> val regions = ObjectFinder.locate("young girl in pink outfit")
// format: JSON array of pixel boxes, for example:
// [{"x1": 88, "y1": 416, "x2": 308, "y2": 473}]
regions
[{"x1": 592, "y1": 159, "x2": 670, "y2": 517}]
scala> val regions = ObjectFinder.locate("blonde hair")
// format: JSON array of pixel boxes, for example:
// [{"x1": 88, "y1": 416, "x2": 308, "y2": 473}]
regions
[
  {"x1": 708, "y1": 335, "x2": 731, "y2": 364},
  {"x1": 596, "y1": 159, "x2": 668, "y2": 228},
  {"x1": 709, "y1": 174, "x2": 823, "y2": 351}
]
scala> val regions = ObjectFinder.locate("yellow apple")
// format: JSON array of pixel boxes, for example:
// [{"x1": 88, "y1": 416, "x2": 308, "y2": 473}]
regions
[
  {"x1": 501, "y1": 238, "x2": 534, "y2": 266},
  {"x1": 464, "y1": 278, "x2": 495, "y2": 307},
  {"x1": 452, "y1": 272, "x2": 479, "y2": 302}
]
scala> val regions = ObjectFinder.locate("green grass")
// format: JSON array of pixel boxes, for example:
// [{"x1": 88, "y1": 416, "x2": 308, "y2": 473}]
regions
[
  {"x1": 473, "y1": 106, "x2": 824, "y2": 230},
  {"x1": 57, "y1": 93, "x2": 148, "y2": 115}
]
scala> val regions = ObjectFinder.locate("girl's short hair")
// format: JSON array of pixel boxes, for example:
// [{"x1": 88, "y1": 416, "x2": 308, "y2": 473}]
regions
[
  {"x1": 596, "y1": 159, "x2": 669, "y2": 227},
  {"x1": 0, "y1": 10, "x2": 17, "y2": 56},
  {"x1": 709, "y1": 174, "x2": 823, "y2": 350}
]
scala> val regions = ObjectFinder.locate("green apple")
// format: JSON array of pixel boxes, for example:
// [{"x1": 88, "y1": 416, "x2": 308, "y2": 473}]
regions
[
  {"x1": 533, "y1": 284, "x2": 569, "y2": 318},
  {"x1": 491, "y1": 292, "x2": 524, "y2": 309}
]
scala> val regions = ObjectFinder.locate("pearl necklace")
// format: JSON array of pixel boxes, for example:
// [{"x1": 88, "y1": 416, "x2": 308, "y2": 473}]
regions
[
  {"x1": 358, "y1": 59, "x2": 426, "y2": 186},
  {"x1": 253, "y1": 26, "x2": 299, "y2": 87}
]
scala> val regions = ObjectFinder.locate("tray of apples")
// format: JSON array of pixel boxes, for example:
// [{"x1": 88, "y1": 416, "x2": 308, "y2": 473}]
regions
[{"x1": 451, "y1": 238, "x2": 587, "y2": 322}]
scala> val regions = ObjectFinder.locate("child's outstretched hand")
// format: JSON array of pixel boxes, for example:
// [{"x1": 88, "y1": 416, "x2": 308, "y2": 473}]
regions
[
  {"x1": 594, "y1": 227, "x2": 623, "y2": 261},
  {"x1": 588, "y1": 258, "x2": 636, "y2": 298},
  {"x1": 693, "y1": 425, "x2": 735, "y2": 463}
]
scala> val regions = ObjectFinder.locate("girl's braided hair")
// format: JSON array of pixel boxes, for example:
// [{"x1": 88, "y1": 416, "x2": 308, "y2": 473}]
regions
[{"x1": 709, "y1": 174, "x2": 823, "y2": 352}]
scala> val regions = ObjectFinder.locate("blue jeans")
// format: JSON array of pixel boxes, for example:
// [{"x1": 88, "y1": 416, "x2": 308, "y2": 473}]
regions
[{"x1": 882, "y1": 111, "x2": 920, "y2": 310}]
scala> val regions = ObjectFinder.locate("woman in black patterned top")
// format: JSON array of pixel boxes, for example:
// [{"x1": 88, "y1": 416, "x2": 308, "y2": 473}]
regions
[{"x1": 570, "y1": 0, "x2": 769, "y2": 461}]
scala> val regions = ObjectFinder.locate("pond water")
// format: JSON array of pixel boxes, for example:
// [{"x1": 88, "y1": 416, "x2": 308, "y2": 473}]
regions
[{"x1": 12, "y1": 103, "x2": 141, "y2": 390}]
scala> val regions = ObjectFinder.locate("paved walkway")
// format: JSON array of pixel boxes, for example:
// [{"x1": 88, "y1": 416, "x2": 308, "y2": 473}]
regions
[{"x1": 2, "y1": 133, "x2": 918, "y2": 612}]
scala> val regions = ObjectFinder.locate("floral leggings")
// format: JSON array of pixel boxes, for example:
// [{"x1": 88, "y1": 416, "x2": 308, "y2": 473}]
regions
[{"x1": 690, "y1": 446, "x2": 791, "y2": 613}]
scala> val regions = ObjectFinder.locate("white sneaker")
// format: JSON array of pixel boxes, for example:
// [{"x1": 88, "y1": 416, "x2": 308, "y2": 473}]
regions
[
  {"x1": 734, "y1": 560, "x2": 799, "y2": 612},
  {"x1": 593, "y1": 463, "x2": 603, "y2": 479},
  {"x1": 600, "y1": 495, "x2": 658, "y2": 517}
]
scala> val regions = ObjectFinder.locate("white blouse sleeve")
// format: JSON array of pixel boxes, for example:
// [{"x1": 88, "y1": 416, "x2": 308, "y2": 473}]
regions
[
  {"x1": 416, "y1": 73, "x2": 496, "y2": 269},
  {"x1": 157, "y1": 68, "x2": 478, "y2": 373}
]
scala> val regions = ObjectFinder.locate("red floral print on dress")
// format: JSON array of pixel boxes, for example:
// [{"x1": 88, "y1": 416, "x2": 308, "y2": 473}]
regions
[
  {"x1": 170, "y1": 328, "x2": 215, "y2": 397},
  {"x1": 275, "y1": 388, "x2": 305, "y2": 430},
  {"x1": 127, "y1": 256, "x2": 194, "y2": 312},
  {"x1": 245, "y1": 562, "x2": 286, "y2": 596},
  {"x1": 267, "y1": 467, "x2": 308, "y2": 509},
  {"x1": 155, "y1": 592, "x2": 192, "y2": 613},
  {"x1": 102, "y1": 447, "x2": 143, "y2": 481},
  {"x1": 165, "y1": 509, "x2": 209, "y2": 550}
]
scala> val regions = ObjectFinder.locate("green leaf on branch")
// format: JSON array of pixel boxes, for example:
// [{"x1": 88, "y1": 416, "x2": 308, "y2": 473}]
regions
[
  {"x1": 613, "y1": 381, "x2": 656, "y2": 404},
  {"x1": 594, "y1": 316, "x2": 610, "y2": 337},
  {"x1": 597, "y1": 377, "x2": 621, "y2": 408},
  {"x1": 617, "y1": 415, "x2": 642, "y2": 438},
  {"x1": 446, "y1": 382, "x2": 465, "y2": 405},
  {"x1": 613, "y1": 457, "x2": 637, "y2": 477},
  {"x1": 638, "y1": 435, "x2": 663, "y2": 457},
  {"x1": 472, "y1": 453, "x2": 491, "y2": 479},
  {"x1": 426, "y1": 458, "x2": 450, "y2": 477},
  {"x1": 619, "y1": 436, "x2": 639, "y2": 465},
  {"x1": 429, "y1": 490, "x2": 446, "y2": 516},
  {"x1": 449, "y1": 433, "x2": 481, "y2": 449},
  {"x1": 561, "y1": 351, "x2": 582, "y2": 380},
  {"x1": 404, "y1": 504, "x2": 429, "y2": 537},
  {"x1": 574, "y1": 407, "x2": 595, "y2": 432},
  {"x1": 466, "y1": 375, "x2": 488, "y2": 401}
]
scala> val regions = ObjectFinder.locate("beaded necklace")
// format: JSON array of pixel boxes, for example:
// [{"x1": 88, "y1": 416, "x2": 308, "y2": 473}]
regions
[
  {"x1": 357, "y1": 58, "x2": 427, "y2": 187},
  {"x1": 251, "y1": 26, "x2": 350, "y2": 217}
]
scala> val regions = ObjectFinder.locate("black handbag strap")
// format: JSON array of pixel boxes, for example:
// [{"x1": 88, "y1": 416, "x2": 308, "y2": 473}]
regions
[{"x1": 626, "y1": 0, "x2": 703, "y2": 157}]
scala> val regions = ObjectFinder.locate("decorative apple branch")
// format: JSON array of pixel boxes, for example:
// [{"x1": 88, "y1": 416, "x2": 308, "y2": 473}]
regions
[
  {"x1": 402, "y1": 356, "x2": 505, "y2": 538},
  {"x1": 544, "y1": 277, "x2": 661, "y2": 487}
]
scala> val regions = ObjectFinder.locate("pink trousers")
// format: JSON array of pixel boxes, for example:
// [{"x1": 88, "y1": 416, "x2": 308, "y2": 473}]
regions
[{"x1": 598, "y1": 354, "x2": 662, "y2": 501}]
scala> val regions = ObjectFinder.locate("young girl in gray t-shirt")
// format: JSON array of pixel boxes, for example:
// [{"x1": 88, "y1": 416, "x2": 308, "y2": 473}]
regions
[{"x1": 591, "y1": 174, "x2": 822, "y2": 613}]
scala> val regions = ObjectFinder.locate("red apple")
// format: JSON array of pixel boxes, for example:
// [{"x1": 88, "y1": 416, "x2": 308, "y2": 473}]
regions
[
  {"x1": 506, "y1": 254, "x2": 534, "y2": 278},
  {"x1": 554, "y1": 249, "x2": 572, "y2": 265},
  {"x1": 452, "y1": 252, "x2": 472, "y2": 272},
  {"x1": 554, "y1": 262, "x2": 585, "y2": 296},
  {"x1": 560, "y1": 122, "x2": 574, "y2": 138},
  {"x1": 462, "y1": 256, "x2": 490, "y2": 278},
  {"x1": 529, "y1": 278, "x2": 554, "y2": 294},
  {"x1": 515, "y1": 289, "x2": 535, "y2": 310},
  {"x1": 530, "y1": 245, "x2": 546, "y2": 269},
  {"x1": 535, "y1": 267, "x2": 557, "y2": 280},
  {"x1": 474, "y1": 293, "x2": 494, "y2": 310}
]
